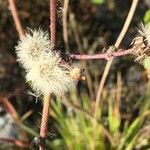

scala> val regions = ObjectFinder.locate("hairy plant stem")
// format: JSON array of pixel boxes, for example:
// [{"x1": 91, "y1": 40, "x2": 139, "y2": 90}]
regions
[
  {"x1": 39, "y1": 1, "x2": 57, "y2": 149},
  {"x1": 50, "y1": 0, "x2": 56, "y2": 46},
  {"x1": 39, "y1": 93, "x2": 51, "y2": 150},
  {"x1": 70, "y1": 48, "x2": 133, "y2": 60}
]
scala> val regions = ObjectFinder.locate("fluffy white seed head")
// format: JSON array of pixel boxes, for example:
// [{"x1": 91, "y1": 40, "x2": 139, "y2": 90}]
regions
[
  {"x1": 15, "y1": 29, "x2": 75, "y2": 95},
  {"x1": 15, "y1": 29, "x2": 53, "y2": 69},
  {"x1": 26, "y1": 57, "x2": 74, "y2": 95},
  {"x1": 138, "y1": 23, "x2": 150, "y2": 45}
]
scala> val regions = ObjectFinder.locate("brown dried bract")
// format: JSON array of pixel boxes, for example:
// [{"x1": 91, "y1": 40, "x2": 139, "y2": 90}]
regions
[
  {"x1": 70, "y1": 67, "x2": 86, "y2": 81},
  {"x1": 131, "y1": 36, "x2": 150, "y2": 62}
]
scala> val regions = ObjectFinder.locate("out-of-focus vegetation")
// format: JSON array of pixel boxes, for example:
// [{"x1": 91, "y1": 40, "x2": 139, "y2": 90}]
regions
[
  {"x1": 91, "y1": 0, "x2": 104, "y2": 5},
  {"x1": 50, "y1": 89, "x2": 150, "y2": 150},
  {"x1": 0, "y1": 0, "x2": 150, "y2": 150},
  {"x1": 144, "y1": 9, "x2": 150, "y2": 24}
]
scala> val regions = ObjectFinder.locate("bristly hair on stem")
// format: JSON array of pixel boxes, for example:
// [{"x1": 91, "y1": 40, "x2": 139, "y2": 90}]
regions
[
  {"x1": 50, "y1": 0, "x2": 56, "y2": 46},
  {"x1": 39, "y1": 93, "x2": 51, "y2": 150},
  {"x1": 69, "y1": 48, "x2": 134, "y2": 60}
]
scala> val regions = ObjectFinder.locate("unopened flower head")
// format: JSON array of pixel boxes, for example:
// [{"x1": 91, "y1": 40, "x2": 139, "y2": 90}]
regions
[
  {"x1": 15, "y1": 29, "x2": 53, "y2": 69},
  {"x1": 15, "y1": 29, "x2": 75, "y2": 95},
  {"x1": 131, "y1": 23, "x2": 150, "y2": 62}
]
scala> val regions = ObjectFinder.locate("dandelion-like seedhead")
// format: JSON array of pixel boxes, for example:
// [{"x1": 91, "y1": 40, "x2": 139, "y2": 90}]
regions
[
  {"x1": 15, "y1": 29, "x2": 54, "y2": 69},
  {"x1": 26, "y1": 57, "x2": 74, "y2": 95},
  {"x1": 16, "y1": 29, "x2": 76, "y2": 95}
]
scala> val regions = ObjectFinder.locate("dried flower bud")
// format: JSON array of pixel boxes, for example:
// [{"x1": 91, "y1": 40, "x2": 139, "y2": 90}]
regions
[
  {"x1": 15, "y1": 29, "x2": 76, "y2": 95},
  {"x1": 131, "y1": 23, "x2": 150, "y2": 62},
  {"x1": 138, "y1": 23, "x2": 150, "y2": 45},
  {"x1": 70, "y1": 67, "x2": 85, "y2": 81}
]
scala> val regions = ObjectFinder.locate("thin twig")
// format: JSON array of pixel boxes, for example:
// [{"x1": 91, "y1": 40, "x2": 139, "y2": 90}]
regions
[
  {"x1": 94, "y1": 0, "x2": 139, "y2": 117},
  {"x1": 39, "y1": 93, "x2": 51, "y2": 150},
  {"x1": 0, "y1": 137, "x2": 30, "y2": 148},
  {"x1": 91, "y1": 0, "x2": 139, "y2": 149},
  {"x1": 50, "y1": 0, "x2": 56, "y2": 45},
  {"x1": 0, "y1": 96, "x2": 19, "y2": 122},
  {"x1": 8, "y1": 0, "x2": 24, "y2": 38},
  {"x1": 20, "y1": 110, "x2": 33, "y2": 122},
  {"x1": 69, "y1": 48, "x2": 133, "y2": 60}
]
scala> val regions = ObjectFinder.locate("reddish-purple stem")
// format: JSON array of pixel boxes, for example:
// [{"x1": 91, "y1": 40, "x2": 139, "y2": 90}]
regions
[
  {"x1": 0, "y1": 137, "x2": 30, "y2": 148},
  {"x1": 50, "y1": 0, "x2": 56, "y2": 45},
  {"x1": 69, "y1": 48, "x2": 133, "y2": 60},
  {"x1": 8, "y1": 0, "x2": 24, "y2": 38},
  {"x1": 0, "y1": 96, "x2": 19, "y2": 121},
  {"x1": 39, "y1": 94, "x2": 51, "y2": 150}
]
